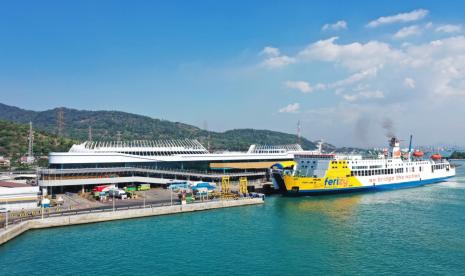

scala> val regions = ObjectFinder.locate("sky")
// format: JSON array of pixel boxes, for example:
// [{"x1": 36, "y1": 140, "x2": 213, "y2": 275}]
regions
[{"x1": 1, "y1": 0, "x2": 465, "y2": 147}]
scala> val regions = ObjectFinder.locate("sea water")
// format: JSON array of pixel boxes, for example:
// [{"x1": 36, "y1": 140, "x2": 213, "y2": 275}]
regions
[{"x1": 1, "y1": 162, "x2": 464, "y2": 275}]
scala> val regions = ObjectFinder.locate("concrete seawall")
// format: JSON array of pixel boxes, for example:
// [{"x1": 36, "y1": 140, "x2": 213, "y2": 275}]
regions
[{"x1": 0, "y1": 198, "x2": 263, "y2": 246}]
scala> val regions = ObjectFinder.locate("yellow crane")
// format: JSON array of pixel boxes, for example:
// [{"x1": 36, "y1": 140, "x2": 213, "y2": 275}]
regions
[
  {"x1": 221, "y1": 176, "x2": 230, "y2": 196},
  {"x1": 239, "y1": 177, "x2": 248, "y2": 195}
]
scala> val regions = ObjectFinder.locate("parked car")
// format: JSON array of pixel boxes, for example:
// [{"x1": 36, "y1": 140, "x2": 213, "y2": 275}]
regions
[{"x1": 108, "y1": 189, "x2": 127, "y2": 199}]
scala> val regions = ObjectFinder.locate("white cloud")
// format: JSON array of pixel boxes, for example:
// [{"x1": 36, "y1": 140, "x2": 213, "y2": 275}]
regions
[
  {"x1": 435, "y1": 24, "x2": 463, "y2": 33},
  {"x1": 393, "y1": 25, "x2": 422, "y2": 39},
  {"x1": 262, "y1": 55, "x2": 296, "y2": 68},
  {"x1": 257, "y1": 27, "x2": 465, "y2": 145},
  {"x1": 260, "y1": 46, "x2": 296, "y2": 69},
  {"x1": 261, "y1": 46, "x2": 280, "y2": 57},
  {"x1": 285, "y1": 81, "x2": 313, "y2": 93},
  {"x1": 404, "y1": 77, "x2": 416, "y2": 88},
  {"x1": 278, "y1": 103, "x2": 300, "y2": 113},
  {"x1": 284, "y1": 68, "x2": 378, "y2": 97},
  {"x1": 367, "y1": 9, "x2": 429, "y2": 28},
  {"x1": 260, "y1": 35, "x2": 465, "y2": 107},
  {"x1": 342, "y1": 90, "x2": 384, "y2": 102},
  {"x1": 329, "y1": 67, "x2": 379, "y2": 88},
  {"x1": 298, "y1": 37, "x2": 402, "y2": 71},
  {"x1": 322, "y1": 20, "x2": 348, "y2": 31}
]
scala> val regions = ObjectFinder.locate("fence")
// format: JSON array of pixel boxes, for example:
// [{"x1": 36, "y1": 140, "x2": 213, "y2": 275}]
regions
[{"x1": 0, "y1": 196, "x2": 263, "y2": 229}]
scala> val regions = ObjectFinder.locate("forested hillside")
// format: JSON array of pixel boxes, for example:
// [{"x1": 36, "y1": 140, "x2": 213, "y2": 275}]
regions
[{"x1": 0, "y1": 103, "x2": 316, "y2": 151}]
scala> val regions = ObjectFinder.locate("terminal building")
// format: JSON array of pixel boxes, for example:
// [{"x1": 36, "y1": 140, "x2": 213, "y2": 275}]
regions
[
  {"x1": 0, "y1": 181, "x2": 40, "y2": 211},
  {"x1": 39, "y1": 139, "x2": 307, "y2": 194}
]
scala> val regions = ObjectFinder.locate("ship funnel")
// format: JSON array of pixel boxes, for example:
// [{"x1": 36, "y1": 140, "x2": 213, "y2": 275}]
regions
[{"x1": 389, "y1": 137, "x2": 401, "y2": 158}]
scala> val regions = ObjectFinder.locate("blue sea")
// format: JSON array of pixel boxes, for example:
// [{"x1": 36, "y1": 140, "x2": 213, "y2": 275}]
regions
[{"x1": 1, "y1": 162, "x2": 465, "y2": 275}]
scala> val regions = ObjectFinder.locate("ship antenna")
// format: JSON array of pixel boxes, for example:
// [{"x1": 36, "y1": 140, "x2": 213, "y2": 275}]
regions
[{"x1": 408, "y1": 134, "x2": 413, "y2": 161}]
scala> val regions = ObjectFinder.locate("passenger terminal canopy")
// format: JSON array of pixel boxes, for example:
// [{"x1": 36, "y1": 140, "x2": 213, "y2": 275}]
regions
[
  {"x1": 66, "y1": 139, "x2": 305, "y2": 157},
  {"x1": 69, "y1": 139, "x2": 210, "y2": 156}
]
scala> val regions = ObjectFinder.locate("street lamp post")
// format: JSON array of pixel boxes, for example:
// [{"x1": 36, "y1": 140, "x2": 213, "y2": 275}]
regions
[
  {"x1": 5, "y1": 201, "x2": 8, "y2": 229},
  {"x1": 1, "y1": 203, "x2": 8, "y2": 229},
  {"x1": 41, "y1": 195, "x2": 44, "y2": 220}
]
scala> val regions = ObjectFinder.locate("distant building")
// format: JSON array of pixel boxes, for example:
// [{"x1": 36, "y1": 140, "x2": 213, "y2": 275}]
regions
[
  {"x1": 20, "y1": 155, "x2": 35, "y2": 165},
  {"x1": 0, "y1": 156, "x2": 10, "y2": 167},
  {"x1": 0, "y1": 181, "x2": 40, "y2": 211}
]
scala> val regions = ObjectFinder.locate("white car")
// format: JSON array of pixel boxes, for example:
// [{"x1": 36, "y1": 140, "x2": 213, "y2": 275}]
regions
[{"x1": 108, "y1": 189, "x2": 127, "y2": 199}]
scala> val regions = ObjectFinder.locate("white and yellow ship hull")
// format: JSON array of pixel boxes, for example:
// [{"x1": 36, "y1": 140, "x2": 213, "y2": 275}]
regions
[{"x1": 272, "y1": 159, "x2": 455, "y2": 196}]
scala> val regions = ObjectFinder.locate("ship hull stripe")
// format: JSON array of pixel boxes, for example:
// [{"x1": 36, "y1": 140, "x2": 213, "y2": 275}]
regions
[{"x1": 284, "y1": 176, "x2": 454, "y2": 196}]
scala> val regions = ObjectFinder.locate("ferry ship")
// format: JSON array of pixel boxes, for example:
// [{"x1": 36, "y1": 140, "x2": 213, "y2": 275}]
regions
[{"x1": 271, "y1": 137, "x2": 456, "y2": 196}]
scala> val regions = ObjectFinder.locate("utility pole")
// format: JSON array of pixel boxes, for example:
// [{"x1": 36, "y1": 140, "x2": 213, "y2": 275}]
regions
[
  {"x1": 27, "y1": 121, "x2": 34, "y2": 163},
  {"x1": 56, "y1": 107, "x2": 65, "y2": 137},
  {"x1": 88, "y1": 125, "x2": 93, "y2": 141},
  {"x1": 203, "y1": 120, "x2": 211, "y2": 152}
]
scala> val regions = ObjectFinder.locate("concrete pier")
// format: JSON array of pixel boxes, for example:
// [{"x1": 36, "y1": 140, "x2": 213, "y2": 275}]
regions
[{"x1": 0, "y1": 198, "x2": 263, "y2": 246}]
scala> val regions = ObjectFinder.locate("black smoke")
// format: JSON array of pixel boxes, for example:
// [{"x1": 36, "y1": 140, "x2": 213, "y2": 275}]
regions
[{"x1": 382, "y1": 118, "x2": 396, "y2": 138}]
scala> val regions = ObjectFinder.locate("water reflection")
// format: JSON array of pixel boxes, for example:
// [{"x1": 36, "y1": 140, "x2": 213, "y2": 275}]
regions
[{"x1": 276, "y1": 193, "x2": 363, "y2": 222}]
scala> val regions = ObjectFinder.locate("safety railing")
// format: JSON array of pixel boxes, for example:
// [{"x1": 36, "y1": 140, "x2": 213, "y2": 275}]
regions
[{"x1": 0, "y1": 196, "x2": 262, "y2": 229}]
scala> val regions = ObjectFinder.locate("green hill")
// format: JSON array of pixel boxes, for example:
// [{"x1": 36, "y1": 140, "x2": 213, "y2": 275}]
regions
[
  {"x1": 0, "y1": 120, "x2": 75, "y2": 165},
  {"x1": 0, "y1": 103, "x2": 316, "y2": 151},
  {"x1": 450, "y1": 151, "x2": 465, "y2": 159}
]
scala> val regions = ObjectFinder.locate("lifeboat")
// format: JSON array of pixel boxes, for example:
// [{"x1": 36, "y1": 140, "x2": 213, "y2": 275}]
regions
[
  {"x1": 431, "y1": 153, "x2": 442, "y2": 160},
  {"x1": 413, "y1": 151, "x2": 424, "y2": 157}
]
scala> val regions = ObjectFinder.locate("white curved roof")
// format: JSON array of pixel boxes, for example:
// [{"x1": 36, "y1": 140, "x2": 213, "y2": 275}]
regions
[{"x1": 69, "y1": 139, "x2": 209, "y2": 155}]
